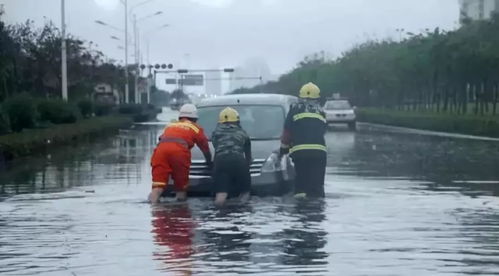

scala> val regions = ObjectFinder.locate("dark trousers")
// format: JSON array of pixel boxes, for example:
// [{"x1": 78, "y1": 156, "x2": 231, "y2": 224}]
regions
[
  {"x1": 213, "y1": 153, "x2": 251, "y2": 197},
  {"x1": 292, "y1": 151, "x2": 327, "y2": 197}
]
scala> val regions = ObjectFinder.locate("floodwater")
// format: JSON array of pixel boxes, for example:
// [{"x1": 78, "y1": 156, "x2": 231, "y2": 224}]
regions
[{"x1": 1, "y1": 110, "x2": 499, "y2": 276}]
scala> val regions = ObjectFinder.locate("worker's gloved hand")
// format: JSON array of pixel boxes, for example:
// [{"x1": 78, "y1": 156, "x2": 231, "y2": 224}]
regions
[
  {"x1": 206, "y1": 160, "x2": 214, "y2": 170},
  {"x1": 246, "y1": 159, "x2": 253, "y2": 168},
  {"x1": 203, "y1": 151, "x2": 213, "y2": 170},
  {"x1": 279, "y1": 147, "x2": 289, "y2": 158}
]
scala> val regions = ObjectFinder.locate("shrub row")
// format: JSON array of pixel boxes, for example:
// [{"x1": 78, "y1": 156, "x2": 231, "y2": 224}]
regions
[
  {"x1": 357, "y1": 108, "x2": 499, "y2": 137},
  {"x1": 0, "y1": 116, "x2": 133, "y2": 158},
  {"x1": 118, "y1": 103, "x2": 161, "y2": 122},
  {"x1": 1, "y1": 94, "x2": 160, "y2": 133},
  {"x1": 0, "y1": 95, "x2": 118, "y2": 133}
]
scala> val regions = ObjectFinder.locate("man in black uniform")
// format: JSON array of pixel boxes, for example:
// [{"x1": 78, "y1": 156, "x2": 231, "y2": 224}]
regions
[
  {"x1": 280, "y1": 82, "x2": 327, "y2": 198},
  {"x1": 212, "y1": 107, "x2": 252, "y2": 206}
]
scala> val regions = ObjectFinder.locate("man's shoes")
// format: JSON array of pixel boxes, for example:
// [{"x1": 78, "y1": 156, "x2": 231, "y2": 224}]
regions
[
  {"x1": 175, "y1": 191, "x2": 187, "y2": 202},
  {"x1": 239, "y1": 192, "x2": 250, "y2": 203}
]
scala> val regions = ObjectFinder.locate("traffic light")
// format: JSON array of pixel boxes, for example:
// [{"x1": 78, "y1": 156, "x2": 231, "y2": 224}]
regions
[{"x1": 147, "y1": 63, "x2": 173, "y2": 70}]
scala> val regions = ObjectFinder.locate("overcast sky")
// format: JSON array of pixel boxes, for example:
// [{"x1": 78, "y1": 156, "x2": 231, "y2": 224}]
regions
[{"x1": 1, "y1": 0, "x2": 460, "y2": 90}]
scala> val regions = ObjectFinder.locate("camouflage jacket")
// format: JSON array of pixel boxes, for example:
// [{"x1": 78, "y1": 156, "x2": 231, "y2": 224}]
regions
[{"x1": 212, "y1": 123, "x2": 252, "y2": 162}]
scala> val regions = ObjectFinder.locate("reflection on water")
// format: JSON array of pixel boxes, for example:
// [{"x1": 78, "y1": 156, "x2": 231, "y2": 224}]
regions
[
  {"x1": 1, "y1": 112, "x2": 499, "y2": 275},
  {"x1": 330, "y1": 126, "x2": 499, "y2": 185},
  {"x1": 280, "y1": 200, "x2": 328, "y2": 270},
  {"x1": 152, "y1": 203, "x2": 195, "y2": 274},
  {"x1": 197, "y1": 204, "x2": 254, "y2": 273},
  {"x1": 148, "y1": 199, "x2": 329, "y2": 275},
  {"x1": 0, "y1": 126, "x2": 162, "y2": 199}
]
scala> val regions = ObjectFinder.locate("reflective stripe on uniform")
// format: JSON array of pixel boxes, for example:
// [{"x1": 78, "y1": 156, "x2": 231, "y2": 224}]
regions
[
  {"x1": 170, "y1": 122, "x2": 200, "y2": 133},
  {"x1": 290, "y1": 144, "x2": 327, "y2": 154},
  {"x1": 152, "y1": 182, "x2": 167, "y2": 188},
  {"x1": 159, "y1": 137, "x2": 188, "y2": 147},
  {"x1": 293, "y1": 112, "x2": 326, "y2": 123}
]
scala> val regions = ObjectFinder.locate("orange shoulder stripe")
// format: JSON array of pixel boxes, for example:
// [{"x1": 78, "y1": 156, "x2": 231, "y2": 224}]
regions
[{"x1": 169, "y1": 122, "x2": 200, "y2": 134}]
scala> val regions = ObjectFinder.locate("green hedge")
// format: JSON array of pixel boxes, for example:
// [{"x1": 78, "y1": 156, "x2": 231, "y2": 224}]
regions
[
  {"x1": 94, "y1": 103, "x2": 114, "y2": 116},
  {"x1": 0, "y1": 107, "x2": 9, "y2": 135},
  {"x1": 118, "y1": 104, "x2": 160, "y2": 122},
  {"x1": 77, "y1": 99, "x2": 93, "y2": 118},
  {"x1": 0, "y1": 115, "x2": 133, "y2": 157},
  {"x1": 358, "y1": 108, "x2": 499, "y2": 137},
  {"x1": 37, "y1": 99, "x2": 78, "y2": 124},
  {"x1": 2, "y1": 94, "x2": 36, "y2": 132},
  {"x1": 118, "y1": 103, "x2": 144, "y2": 114}
]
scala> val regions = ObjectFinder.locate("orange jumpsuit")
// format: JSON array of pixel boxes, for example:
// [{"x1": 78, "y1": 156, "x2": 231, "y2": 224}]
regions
[{"x1": 151, "y1": 119, "x2": 211, "y2": 191}]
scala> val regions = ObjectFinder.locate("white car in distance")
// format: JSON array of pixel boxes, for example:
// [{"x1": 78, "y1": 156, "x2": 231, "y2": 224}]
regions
[{"x1": 324, "y1": 99, "x2": 357, "y2": 130}]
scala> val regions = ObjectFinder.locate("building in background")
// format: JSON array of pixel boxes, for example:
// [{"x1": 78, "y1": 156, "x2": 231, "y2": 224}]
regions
[
  {"x1": 460, "y1": 0, "x2": 499, "y2": 22},
  {"x1": 94, "y1": 83, "x2": 119, "y2": 105},
  {"x1": 229, "y1": 57, "x2": 273, "y2": 92},
  {"x1": 205, "y1": 71, "x2": 222, "y2": 95}
]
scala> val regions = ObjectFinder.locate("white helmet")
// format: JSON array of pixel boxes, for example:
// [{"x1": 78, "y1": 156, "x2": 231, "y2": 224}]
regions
[{"x1": 179, "y1": 104, "x2": 198, "y2": 119}]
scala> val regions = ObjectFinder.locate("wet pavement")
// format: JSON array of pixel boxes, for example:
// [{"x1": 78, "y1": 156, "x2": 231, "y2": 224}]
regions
[{"x1": 1, "y1": 110, "x2": 499, "y2": 275}]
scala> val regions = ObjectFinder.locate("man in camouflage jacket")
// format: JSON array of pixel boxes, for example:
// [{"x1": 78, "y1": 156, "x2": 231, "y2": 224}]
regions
[{"x1": 211, "y1": 107, "x2": 252, "y2": 206}]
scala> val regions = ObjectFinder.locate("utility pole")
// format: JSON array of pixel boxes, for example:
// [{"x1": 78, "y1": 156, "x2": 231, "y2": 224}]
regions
[
  {"x1": 133, "y1": 14, "x2": 140, "y2": 104},
  {"x1": 124, "y1": 0, "x2": 129, "y2": 104},
  {"x1": 61, "y1": 0, "x2": 68, "y2": 101}
]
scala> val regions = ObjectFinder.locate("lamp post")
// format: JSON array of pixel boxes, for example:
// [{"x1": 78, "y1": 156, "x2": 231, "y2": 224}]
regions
[
  {"x1": 61, "y1": 0, "x2": 68, "y2": 101},
  {"x1": 144, "y1": 24, "x2": 169, "y2": 64},
  {"x1": 124, "y1": 0, "x2": 129, "y2": 104},
  {"x1": 95, "y1": 18, "x2": 130, "y2": 103},
  {"x1": 96, "y1": 0, "x2": 159, "y2": 104},
  {"x1": 143, "y1": 24, "x2": 170, "y2": 104},
  {"x1": 131, "y1": 11, "x2": 163, "y2": 104}
]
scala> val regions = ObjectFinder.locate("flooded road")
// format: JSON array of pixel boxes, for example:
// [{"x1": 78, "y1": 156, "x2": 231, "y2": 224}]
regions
[{"x1": 1, "y1": 110, "x2": 499, "y2": 275}]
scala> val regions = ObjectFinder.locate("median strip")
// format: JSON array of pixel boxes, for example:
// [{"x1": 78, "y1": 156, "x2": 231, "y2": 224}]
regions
[
  {"x1": 357, "y1": 108, "x2": 499, "y2": 138},
  {"x1": 0, "y1": 115, "x2": 133, "y2": 160}
]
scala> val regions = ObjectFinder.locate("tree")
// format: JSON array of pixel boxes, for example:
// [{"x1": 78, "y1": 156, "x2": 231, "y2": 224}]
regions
[
  {"x1": 232, "y1": 14, "x2": 499, "y2": 116},
  {"x1": 0, "y1": 18, "x2": 125, "y2": 102}
]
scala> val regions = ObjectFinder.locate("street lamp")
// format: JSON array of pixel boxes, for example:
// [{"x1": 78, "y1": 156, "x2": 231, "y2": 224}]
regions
[
  {"x1": 144, "y1": 24, "x2": 169, "y2": 64},
  {"x1": 131, "y1": 10, "x2": 163, "y2": 104},
  {"x1": 61, "y1": 0, "x2": 68, "y2": 101},
  {"x1": 95, "y1": 16, "x2": 131, "y2": 103},
  {"x1": 142, "y1": 24, "x2": 170, "y2": 104},
  {"x1": 130, "y1": 0, "x2": 157, "y2": 10},
  {"x1": 95, "y1": 20, "x2": 125, "y2": 32},
  {"x1": 138, "y1": 11, "x2": 163, "y2": 21},
  {"x1": 94, "y1": 22, "x2": 133, "y2": 46},
  {"x1": 95, "y1": 0, "x2": 160, "y2": 104},
  {"x1": 123, "y1": 0, "x2": 129, "y2": 104}
]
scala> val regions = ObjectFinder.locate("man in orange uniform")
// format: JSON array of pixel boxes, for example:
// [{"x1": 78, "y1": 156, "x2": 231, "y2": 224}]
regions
[{"x1": 149, "y1": 104, "x2": 212, "y2": 203}]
